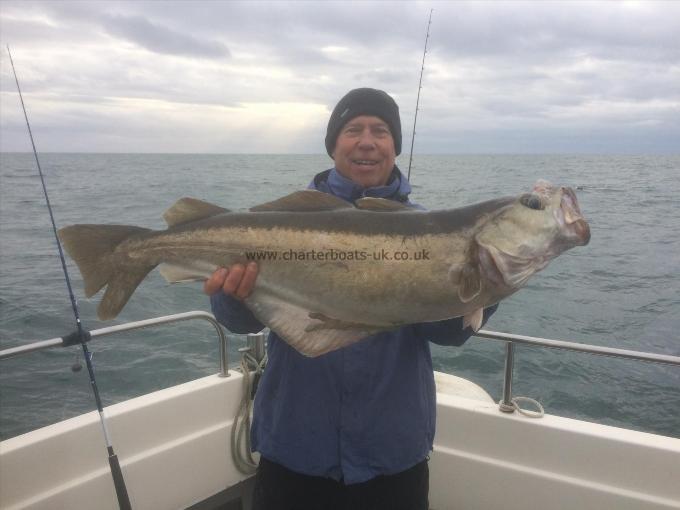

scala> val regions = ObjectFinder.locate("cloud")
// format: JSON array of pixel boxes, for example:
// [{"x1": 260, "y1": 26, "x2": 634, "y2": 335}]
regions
[
  {"x1": 99, "y1": 13, "x2": 230, "y2": 59},
  {"x1": 0, "y1": 0, "x2": 678, "y2": 153}
]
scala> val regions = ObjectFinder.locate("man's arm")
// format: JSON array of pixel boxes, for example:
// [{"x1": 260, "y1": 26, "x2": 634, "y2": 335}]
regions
[
  {"x1": 412, "y1": 304, "x2": 499, "y2": 346},
  {"x1": 205, "y1": 263, "x2": 264, "y2": 334},
  {"x1": 210, "y1": 292, "x2": 264, "y2": 334}
]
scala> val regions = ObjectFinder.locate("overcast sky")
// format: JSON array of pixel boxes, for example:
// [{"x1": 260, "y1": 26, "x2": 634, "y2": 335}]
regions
[{"x1": 1, "y1": 1, "x2": 678, "y2": 154}]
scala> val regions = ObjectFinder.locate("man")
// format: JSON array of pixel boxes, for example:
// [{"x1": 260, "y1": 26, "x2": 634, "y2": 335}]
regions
[{"x1": 204, "y1": 88, "x2": 496, "y2": 510}]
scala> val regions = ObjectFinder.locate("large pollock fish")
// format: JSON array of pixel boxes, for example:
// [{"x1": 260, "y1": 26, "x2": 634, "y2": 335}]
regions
[{"x1": 58, "y1": 180, "x2": 590, "y2": 357}]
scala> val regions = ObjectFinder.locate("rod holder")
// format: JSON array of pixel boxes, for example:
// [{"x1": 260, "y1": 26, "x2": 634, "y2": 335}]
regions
[
  {"x1": 499, "y1": 342, "x2": 516, "y2": 413},
  {"x1": 247, "y1": 331, "x2": 267, "y2": 364}
]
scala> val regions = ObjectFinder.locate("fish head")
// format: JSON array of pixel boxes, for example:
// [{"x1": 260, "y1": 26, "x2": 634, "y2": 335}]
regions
[{"x1": 474, "y1": 180, "x2": 590, "y2": 290}]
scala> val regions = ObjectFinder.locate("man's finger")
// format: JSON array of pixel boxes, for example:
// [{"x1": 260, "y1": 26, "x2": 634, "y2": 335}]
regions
[
  {"x1": 203, "y1": 267, "x2": 228, "y2": 295},
  {"x1": 235, "y1": 262, "x2": 258, "y2": 300},
  {"x1": 222, "y1": 264, "x2": 245, "y2": 296}
]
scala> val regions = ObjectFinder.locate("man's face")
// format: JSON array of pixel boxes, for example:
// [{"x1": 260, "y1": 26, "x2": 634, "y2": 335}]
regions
[{"x1": 332, "y1": 115, "x2": 396, "y2": 189}]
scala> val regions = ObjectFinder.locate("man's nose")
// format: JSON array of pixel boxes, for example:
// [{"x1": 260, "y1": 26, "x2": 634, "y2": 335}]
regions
[{"x1": 357, "y1": 130, "x2": 376, "y2": 149}]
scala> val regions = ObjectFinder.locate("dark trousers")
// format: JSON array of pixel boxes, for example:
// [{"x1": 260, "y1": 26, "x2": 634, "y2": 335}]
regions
[{"x1": 251, "y1": 457, "x2": 429, "y2": 510}]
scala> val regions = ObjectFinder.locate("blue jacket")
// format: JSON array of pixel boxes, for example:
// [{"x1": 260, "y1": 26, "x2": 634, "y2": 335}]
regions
[{"x1": 210, "y1": 166, "x2": 496, "y2": 484}]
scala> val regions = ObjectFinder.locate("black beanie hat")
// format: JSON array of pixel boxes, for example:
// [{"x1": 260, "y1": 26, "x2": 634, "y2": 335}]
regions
[{"x1": 325, "y1": 88, "x2": 402, "y2": 157}]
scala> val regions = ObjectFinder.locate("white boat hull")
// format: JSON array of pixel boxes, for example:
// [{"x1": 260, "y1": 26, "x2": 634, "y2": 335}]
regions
[
  {"x1": 1, "y1": 371, "x2": 679, "y2": 509},
  {"x1": 430, "y1": 392, "x2": 680, "y2": 510}
]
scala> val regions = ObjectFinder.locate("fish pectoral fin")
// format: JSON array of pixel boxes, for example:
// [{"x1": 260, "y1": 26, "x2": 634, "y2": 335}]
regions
[
  {"x1": 245, "y1": 292, "x2": 379, "y2": 357},
  {"x1": 250, "y1": 190, "x2": 354, "y2": 212},
  {"x1": 463, "y1": 308, "x2": 484, "y2": 332},
  {"x1": 354, "y1": 197, "x2": 414, "y2": 212},
  {"x1": 456, "y1": 264, "x2": 482, "y2": 303},
  {"x1": 159, "y1": 261, "x2": 219, "y2": 283},
  {"x1": 480, "y1": 242, "x2": 547, "y2": 288},
  {"x1": 163, "y1": 198, "x2": 230, "y2": 227}
]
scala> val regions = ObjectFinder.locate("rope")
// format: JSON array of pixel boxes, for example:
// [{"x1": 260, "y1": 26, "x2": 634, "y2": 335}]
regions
[
  {"x1": 231, "y1": 348, "x2": 267, "y2": 474},
  {"x1": 506, "y1": 396, "x2": 545, "y2": 418}
]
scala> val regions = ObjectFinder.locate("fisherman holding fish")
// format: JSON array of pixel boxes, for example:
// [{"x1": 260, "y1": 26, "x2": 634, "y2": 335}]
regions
[
  {"x1": 59, "y1": 86, "x2": 589, "y2": 507},
  {"x1": 204, "y1": 88, "x2": 498, "y2": 510}
]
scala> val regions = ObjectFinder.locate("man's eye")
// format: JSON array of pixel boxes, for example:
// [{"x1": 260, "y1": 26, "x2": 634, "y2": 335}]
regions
[{"x1": 372, "y1": 127, "x2": 390, "y2": 136}]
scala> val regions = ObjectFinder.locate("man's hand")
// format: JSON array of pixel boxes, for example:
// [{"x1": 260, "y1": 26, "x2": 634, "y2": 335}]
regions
[{"x1": 203, "y1": 262, "x2": 258, "y2": 300}]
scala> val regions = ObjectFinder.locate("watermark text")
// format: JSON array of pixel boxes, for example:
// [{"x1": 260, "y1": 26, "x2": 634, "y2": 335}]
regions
[{"x1": 245, "y1": 248, "x2": 430, "y2": 262}]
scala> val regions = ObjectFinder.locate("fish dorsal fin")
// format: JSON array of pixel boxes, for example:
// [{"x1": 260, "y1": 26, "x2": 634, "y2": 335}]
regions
[
  {"x1": 163, "y1": 197, "x2": 229, "y2": 227},
  {"x1": 250, "y1": 190, "x2": 353, "y2": 212},
  {"x1": 355, "y1": 197, "x2": 413, "y2": 212}
]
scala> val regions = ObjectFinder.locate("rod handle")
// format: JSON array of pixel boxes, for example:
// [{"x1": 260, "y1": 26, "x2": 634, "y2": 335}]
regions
[{"x1": 108, "y1": 453, "x2": 132, "y2": 510}]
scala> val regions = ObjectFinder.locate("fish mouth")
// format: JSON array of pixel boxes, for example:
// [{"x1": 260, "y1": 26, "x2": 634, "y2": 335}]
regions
[
  {"x1": 559, "y1": 187, "x2": 590, "y2": 245},
  {"x1": 533, "y1": 180, "x2": 590, "y2": 246}
]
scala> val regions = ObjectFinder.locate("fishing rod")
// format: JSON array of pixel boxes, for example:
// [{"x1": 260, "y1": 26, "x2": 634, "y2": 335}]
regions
[
  {"x1": 6, "y1": 46, "x2": 132, "y2": 510},
  {"x1": 407, "y1": 8, "x2": 433, "y2": 182}
]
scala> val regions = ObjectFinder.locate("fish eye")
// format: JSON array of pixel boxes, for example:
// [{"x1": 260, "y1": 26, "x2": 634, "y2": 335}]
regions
[{"x1": 520, "y1": 194, "x2": 544, "y2": 210}]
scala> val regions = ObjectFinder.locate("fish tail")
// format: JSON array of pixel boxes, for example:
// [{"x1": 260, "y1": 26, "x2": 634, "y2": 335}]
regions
[{"x1": 58, "y1": 224, "x2": 154, "y2": 320}]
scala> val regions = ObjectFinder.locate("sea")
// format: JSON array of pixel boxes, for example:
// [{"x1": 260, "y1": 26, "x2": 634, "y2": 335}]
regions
[{"x1": 0, "y1": 153, "x2": 678, "y2": 441}]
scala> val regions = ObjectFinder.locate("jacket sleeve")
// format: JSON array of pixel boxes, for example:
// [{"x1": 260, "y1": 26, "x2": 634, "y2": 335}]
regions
[
  {"x1": 412, "y1": 304, "x2": 499, "y2": 347},
  {"x1": 210, "y1": 291, "x2": 265, "y2": 334}
]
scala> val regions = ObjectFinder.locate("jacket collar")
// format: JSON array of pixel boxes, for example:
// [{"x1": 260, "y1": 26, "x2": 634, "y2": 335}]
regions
[{"x1": 310, "y1": 166, "x2": 412, "y2": 203}]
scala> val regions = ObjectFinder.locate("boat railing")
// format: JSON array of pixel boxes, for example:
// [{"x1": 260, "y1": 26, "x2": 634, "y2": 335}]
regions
[
  {"x1": 0, "y1": 311, "x2": 233, "y2": 377},
  {"x1": 2, "y1": 311, "x2": 679, "y2": 415},
  {"x1": 473, "y1": 329, "x2": 680, "y2": 414}
]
